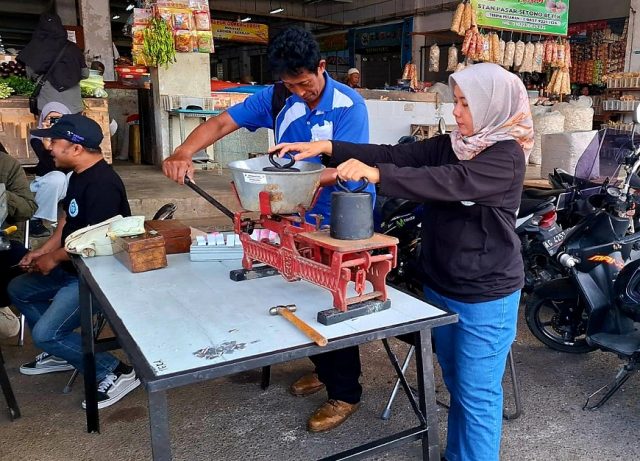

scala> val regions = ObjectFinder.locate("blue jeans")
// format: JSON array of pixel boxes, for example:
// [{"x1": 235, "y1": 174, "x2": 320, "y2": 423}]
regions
[
  {"x1": 425, "y1": 285, "x2": 520, "y2": 461},
  {"x1": 8, "y1": 267, "x2": 118, "y2": 381}
]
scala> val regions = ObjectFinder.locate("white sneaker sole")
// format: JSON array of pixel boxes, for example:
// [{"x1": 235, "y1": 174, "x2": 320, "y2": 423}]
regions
[
  {"x1": 82, "y1": 378, "x2": 141, "y2": 410},
  {"x1": 19, "y1": 363, "x2": 75, "y2": 375}
]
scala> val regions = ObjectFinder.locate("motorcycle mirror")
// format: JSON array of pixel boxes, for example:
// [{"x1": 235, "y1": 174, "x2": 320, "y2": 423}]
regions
[{"x1": 438, "y1": 118, "x2": 447, "y2": 135}]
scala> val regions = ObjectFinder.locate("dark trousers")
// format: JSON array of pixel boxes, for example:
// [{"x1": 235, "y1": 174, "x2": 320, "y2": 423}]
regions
[
  {"x1": 0, "y1": 241, "x2": 28, "y2": 306},
  {"x1": 311, "y1": 346, "x2": 362, "y2": 404}
]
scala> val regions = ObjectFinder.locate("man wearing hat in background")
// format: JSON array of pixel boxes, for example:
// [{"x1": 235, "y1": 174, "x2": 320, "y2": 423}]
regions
[
  {"x1": 8, "y1": 114, "x2": 139, "y2": 409},
  {"x1": 346, "y1": 68, "x2": 361, "y2": 89}
]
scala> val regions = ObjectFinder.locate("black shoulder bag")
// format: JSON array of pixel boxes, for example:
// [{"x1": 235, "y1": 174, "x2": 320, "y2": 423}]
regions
[{"x1": 29, "y1": 43, "x2": 69, "y2": 116}]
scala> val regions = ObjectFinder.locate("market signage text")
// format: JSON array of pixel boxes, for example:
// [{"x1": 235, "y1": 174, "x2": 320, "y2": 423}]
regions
[{"x1": 471, "y1": 0, "x2": 569, "y2": 36}]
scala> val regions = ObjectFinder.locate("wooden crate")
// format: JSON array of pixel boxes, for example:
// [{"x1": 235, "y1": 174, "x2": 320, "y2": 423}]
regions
[
  {"x1": 0, "y1": 97, "x2": 38, "y2": 165},
  {"x1": 82, "y1": 97, "x2": 112, "y2": 163},
  {"x1": 0, "y1": 96, "x2": 112, "y2": 165}
]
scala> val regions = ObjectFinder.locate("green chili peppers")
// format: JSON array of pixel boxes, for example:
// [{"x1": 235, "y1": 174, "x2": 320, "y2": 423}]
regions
[{"x1": 143, "y1": 17, "x2": 177, "y2": 69}]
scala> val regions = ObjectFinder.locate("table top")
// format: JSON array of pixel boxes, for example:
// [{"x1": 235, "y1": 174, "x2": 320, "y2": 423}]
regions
[{"x1": 79, "y1": 254, "x2": 452, "y2": 380}]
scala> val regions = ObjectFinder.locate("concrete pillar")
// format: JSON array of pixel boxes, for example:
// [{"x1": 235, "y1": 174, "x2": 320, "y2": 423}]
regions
[
  {"x1": 150, "y1": 53, "x2": 211, "y2": 164},
  {"x1": 78, "y1": 0, "x2": 115, "y2": 80},
  {"x1": 626, "y1": 0, "x2": 640, "y2": 72},
  {"x1": 55, "y1": 0, "x2": 77, "y2": 25}
]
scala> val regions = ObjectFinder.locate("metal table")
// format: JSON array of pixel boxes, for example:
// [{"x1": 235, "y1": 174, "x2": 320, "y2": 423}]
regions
[{"x1": 76, "y1": 254, "x2": 456, "y2": 460}]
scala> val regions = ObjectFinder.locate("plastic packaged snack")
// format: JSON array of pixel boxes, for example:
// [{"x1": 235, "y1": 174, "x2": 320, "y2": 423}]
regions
[
  {"x1": 174, "y1": 30, "x2": 193, "y2": 52},
  {"x1": 197, "y1": 31, "x2": 213, "y2": 53},
  {"x1": 514, "y1": 40, "x2": 525, "y2": 68},
  {"x1": 533, "y1": 42, "x2": 544, "y2": 73},
  {"x1": 447, "y1": 45, "x2": 459, "y2": 72},
  {"x1": 132, "y1": 26, "x2": 145, "y2": 46},
  {"x1": 498, "y1": 39, "x2": 506, "y2": 66},
  {"x1": 503, "y1": 40, "x2": 515, "y2": 68},
  {"x1": 194, "y1": 10, "x2": 210, "y2": 31},
  {"x1": 172, "y1": 10, "x2": 192, "y2": 31},
  {"x1": 462, "y1": 2, "x2": 472, "y2": 34},
  {"x1": 429, "y1": 44, "x2": 440, "y2": 72},
  {"x1": 450, "y1": 2, "x2": 464, "y2": 34}
]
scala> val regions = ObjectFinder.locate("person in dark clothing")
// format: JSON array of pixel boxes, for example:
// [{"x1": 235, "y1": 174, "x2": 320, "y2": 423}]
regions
[
  {"x1": 8, "y1": 114, "x2": 139, "y2": 410},
  {"x1": 28, "y1": 102, "x2": 73, "y2": 237},
  {"x1": 18, "y1": 13, "x2": 88, "y2": 114},
  {"x1": 0, "y1": 143, "x2": 38, "y2": 339},
  {"x1": 273, "y1": 63, "x2": 534, "y2": 461}
]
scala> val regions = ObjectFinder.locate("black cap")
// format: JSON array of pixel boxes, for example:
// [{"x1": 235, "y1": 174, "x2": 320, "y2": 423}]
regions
[{"x1": 31, "y1": 113, "x2": 103, "y2": 149}]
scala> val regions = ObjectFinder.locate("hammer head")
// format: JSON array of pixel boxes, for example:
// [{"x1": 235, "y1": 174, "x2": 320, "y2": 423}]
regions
[{"x1": 268, "y1": 304, "x2": 297, "y2": 315}]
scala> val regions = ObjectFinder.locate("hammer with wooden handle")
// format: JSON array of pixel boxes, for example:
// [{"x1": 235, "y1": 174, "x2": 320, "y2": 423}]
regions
[{"x1": 269, "y1": 304, "x2": 328, "y2": 347}]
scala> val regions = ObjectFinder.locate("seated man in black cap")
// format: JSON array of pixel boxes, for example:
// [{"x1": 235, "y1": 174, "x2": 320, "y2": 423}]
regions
[{"x1": 8, "y1": 114, "x2": 139, "y2": 409}]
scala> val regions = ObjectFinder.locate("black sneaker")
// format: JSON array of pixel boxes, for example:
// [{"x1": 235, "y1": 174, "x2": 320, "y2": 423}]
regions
[
  {"x1": 20, "y1": 352, "x2": 75, "y2": 375},
  {"x1": 82, "y1": 364, "x2": 141, "y2": 409},
  {"x1": 29, "y1": 218, "x2": 51, "y2": 238}
]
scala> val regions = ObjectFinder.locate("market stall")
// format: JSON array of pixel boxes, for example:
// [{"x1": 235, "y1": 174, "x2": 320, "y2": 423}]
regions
[{"x1": 0, "y1": 55, "x2": 112, "y2": 165}]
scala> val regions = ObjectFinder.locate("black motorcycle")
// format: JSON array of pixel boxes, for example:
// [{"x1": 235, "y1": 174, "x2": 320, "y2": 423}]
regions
[
  {"x1": 519, "y1": 128, "x2": 638, "y2": 295},
  {"x1": 374, "y1": 135, "x2": 424, "y2": 296},
  {"x1": 525, "y1": 123, "x2": 640, "y2": 359}
]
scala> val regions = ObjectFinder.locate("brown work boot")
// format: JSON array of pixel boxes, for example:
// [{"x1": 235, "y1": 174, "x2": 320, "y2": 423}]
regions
[
  {"x1": 307, "y1": 399, "x2": 360, "y2": 432},
  {"x1": 290, "y1": 372, "x2": 325, "y2": 396}
]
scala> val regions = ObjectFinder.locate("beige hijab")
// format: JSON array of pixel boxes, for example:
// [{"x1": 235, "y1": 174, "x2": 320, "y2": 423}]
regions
[{"x1": 449, "y1": 63, "x2": 534, "y2": 162}]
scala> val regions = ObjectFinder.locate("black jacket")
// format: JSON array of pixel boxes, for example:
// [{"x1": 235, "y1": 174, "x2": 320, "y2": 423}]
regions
[
  {"x1": 332, "y1": 135, "x2": 525, "y2": 302},
  {"x1": 17, "y1": 13, "x2": 85, "y2": 92}
]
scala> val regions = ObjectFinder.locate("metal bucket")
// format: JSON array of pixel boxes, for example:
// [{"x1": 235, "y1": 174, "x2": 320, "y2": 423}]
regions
[{"x1": 228, "y1": 156, "x2": 325, "y2": 214}]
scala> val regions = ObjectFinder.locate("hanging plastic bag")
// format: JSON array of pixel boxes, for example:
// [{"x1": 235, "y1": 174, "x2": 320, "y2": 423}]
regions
[
  {"x1": 429, "y1": 44, "x2": 440, "y2": 72},
  {"x1": 447, "y1": 44, "x2": 459, "y2": 71}
]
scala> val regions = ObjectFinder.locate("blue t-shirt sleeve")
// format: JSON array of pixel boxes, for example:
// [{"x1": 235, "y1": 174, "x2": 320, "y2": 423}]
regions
[
  {"x1": 226, "y1": 86, "x2": 274, "y2": 132},
  {"x1": 333, "y1": 100, "x2": 369, "y2": 144}
]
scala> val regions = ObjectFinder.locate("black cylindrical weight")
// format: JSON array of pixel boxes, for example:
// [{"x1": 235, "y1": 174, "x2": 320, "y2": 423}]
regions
[{"x1": 330, "y1": 187, "x2": 374, "y2": 240}]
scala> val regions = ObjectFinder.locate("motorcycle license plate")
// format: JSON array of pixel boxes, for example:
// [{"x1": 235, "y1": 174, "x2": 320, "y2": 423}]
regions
[{"x1": 542, "y1": 230, "x2": 566, "y2": 255}]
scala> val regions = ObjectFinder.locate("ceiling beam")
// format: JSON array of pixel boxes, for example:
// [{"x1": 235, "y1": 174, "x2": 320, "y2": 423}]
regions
[{"x1": 211, "y1": 7, "x2": 353, "y2": 27}]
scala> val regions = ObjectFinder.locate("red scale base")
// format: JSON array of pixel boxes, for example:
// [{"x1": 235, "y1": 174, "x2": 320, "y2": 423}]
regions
[{"x1": 231, "y1": 192, "x2": 398, "y2": 325}]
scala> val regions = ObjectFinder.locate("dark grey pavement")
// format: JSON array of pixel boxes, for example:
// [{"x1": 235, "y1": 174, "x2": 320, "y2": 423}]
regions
[{"x1": 1, "y1": 302, "x2": 639, "y2": 461}]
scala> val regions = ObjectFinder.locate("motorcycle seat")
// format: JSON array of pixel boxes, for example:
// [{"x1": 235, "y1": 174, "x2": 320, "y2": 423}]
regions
[
  {"x1": 518, "y1": 197, "x2": 555, "y2": 218},
  {"x1": 522, "y1": 188, "x2": 565, "y2": 199},
  {"x1": 588, "y1": 328, "x2": 640, "y2": 357}
]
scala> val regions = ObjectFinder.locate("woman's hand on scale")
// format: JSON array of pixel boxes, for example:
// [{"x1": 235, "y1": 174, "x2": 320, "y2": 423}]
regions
[
  {"x1": 270, "y1": 141, "x2": 338, "y2": 185},
  {"x1": 270, "y1": 140, "x2": 332, "y2": 161},
  {"x1": 270, "y1": 141, "x2": 379, "y2": 185},
  {"x1": 337, "y1": 159, "x2": 380, "y2": 185}
]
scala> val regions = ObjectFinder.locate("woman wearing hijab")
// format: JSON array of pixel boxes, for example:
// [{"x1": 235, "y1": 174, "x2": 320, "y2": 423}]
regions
[
  {"x1": 17, "y1": 13, "x2": 88, "y2": 115},
  {"x1": 273, "y1": 63, "x2": 534, "y2": 461},
  {"x1": 28, "y1": 102, "x2": 73, "y2": 237}
]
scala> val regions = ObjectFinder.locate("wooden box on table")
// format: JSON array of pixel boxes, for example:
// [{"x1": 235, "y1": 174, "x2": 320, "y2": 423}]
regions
[
  {"x1": 112, "y1": 233, "x2": 167, "y2": 273},
  {"x1": 144, "y1": 220, "x2": 191, "y2": 254}
]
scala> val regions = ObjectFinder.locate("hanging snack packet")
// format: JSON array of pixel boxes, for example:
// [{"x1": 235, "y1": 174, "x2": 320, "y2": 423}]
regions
[
  {"x1": 503, "y1": 40, "x2": 516, "y2": 68},
  {"x1": 197, "y1": 31, "x2": 213, "y2": 53},
  {"x1": 194, "y1": 10, "x2": 211, "y2": 31},
  {"x1": 447, "y1": 44, "x2": 459, "y2": 72},
  {"x1": 173, "y1": 10, "x2": 192, "y2": 31},
  {"x1": 429, "y1": 44, "x2": 440, "y2": 72}
]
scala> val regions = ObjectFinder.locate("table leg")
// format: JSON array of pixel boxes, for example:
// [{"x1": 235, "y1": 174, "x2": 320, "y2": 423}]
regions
[
  {"x1": 168, "y1": 114, "x2": 173, "y2": 155},
  {"x1": 0, "y1": 346, "x2": 20, "y2": 420},
  {"x1": 179, "y1": 113, "x2": 186, "y2": 145},
  {"x1": 148, "y1": 390, "x2": 172, "y2": 461},
  {"x1": 414, "y1": 328, "x2": 440, "y2": 460},
  {"x1": 80, "y1": 278, "x2": 99, "y2": 433}
]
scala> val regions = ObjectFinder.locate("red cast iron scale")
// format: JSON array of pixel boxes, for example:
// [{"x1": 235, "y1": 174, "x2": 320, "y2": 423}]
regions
[{"x1": 231, "y1": 187, "x2": 399, "y2": 319}]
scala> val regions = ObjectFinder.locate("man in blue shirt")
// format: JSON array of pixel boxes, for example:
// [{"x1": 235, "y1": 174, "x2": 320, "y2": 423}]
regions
[{"x1": 163, "y1": 26, "x2": 372, "y2": 432}]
